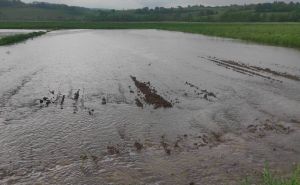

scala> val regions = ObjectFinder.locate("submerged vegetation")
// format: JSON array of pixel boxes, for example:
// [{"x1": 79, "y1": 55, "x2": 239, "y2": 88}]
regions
[
  {"x1": 0, "y1": 31, "x2": 46, "y2": 46},
  {"x1": 243, "y1": 166, "x2": 300, "y2": 185},
  {"x1": 1, "y1": 22, "x2": 300, "y2": 49}
]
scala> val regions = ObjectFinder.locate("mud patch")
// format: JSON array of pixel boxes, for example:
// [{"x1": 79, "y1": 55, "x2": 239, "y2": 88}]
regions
[
  {"x1": 134, "y1": 132, "x2": 226, "y2": 156},
  {"x1": 107, "y1": 145, "x2": 121, "y2": 155},
  {"x1": 130, "y1": 76, "x2": 172, "y2": 109},
  {"x1": 247, "y1": 119, "x2": 292, "y2": 137},
  {"x1": 174, "y1": 132, "x2": 225, "y2": 149},
  {"x1": 134, "y1": 141, "x2": 143, "y2": 151}
]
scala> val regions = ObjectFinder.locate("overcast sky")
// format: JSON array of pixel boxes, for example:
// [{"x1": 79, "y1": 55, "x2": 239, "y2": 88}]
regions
[{"x1": 21, "y1": 0, "x2": 300, "y2": 9}]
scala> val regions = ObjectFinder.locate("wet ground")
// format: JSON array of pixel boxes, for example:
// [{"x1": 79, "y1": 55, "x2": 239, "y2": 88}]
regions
[{"x1": 0, "y1": 29, "x2": 300, "y2": 185}]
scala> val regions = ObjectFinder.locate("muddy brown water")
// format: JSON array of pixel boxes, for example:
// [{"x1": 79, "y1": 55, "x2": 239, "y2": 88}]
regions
[{"x1": 0, "y1": 29, "x2": 300, "y2": 185}]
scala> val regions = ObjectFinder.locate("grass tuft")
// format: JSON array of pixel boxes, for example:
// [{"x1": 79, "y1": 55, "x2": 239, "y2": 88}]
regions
[
  {"x1": 0, "y1": 31, "x2": 46, "y2": 46},
  {"x1": 243, "y1": 166, "x2": 300, "y2": 185}
]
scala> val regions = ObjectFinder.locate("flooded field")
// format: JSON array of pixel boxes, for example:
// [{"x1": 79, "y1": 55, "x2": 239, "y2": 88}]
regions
[{"x1": 0, "y1": 29, "x2": 300, "y2": 185}]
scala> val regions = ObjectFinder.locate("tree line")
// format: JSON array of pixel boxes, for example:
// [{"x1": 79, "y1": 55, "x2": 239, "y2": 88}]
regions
[{"x1": 0, "y1": 0, "x2": 300, "y2": 22}]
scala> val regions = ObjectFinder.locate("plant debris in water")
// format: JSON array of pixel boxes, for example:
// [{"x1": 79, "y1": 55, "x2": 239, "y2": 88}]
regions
[
  {"x1": 135, "y1": 98, "x2": 143, "y2": 108},
  {"x1": 37, "y1": 88, "x2": 99, "y2": 115},
  {"x1": 134, "y1": 141, "x2": 143, "y2": 151},
  {"x1": 130, "y1": 75, "x2": 172, "y2": 109},
  {"x1": 107, "y1": 145, "x2": 120, "y2": 155},
  {"x1": 247, "y1": 119, "x2": 292, "y2": 137},
  {"x1": 184, "y1": 81, "x2": 217, "y2": 101},
  {"x1": 205, "y1": 56, "x2": 300, "y2": 82},
  {"x1": 160, "y1": 136, "x2": 172, "y2": 155}
]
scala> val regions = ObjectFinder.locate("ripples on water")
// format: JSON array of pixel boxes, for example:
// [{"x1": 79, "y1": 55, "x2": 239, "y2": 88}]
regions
[{"x1": 0, "y1": 30, "x2": 300, "y2": 184}]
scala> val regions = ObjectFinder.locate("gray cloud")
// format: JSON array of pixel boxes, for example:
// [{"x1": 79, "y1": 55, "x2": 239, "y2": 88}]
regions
[{"x1": 21, "y1": 0, "x2": 300, "y2": 9}]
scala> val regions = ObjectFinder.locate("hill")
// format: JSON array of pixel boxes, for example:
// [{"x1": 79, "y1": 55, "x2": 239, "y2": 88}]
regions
[
  {"x1": 0, "y1": 0, "x2": 95, "y2": 21},
  {"x1": 0, "y1": 0, "x2": 300, "y2": 22}
]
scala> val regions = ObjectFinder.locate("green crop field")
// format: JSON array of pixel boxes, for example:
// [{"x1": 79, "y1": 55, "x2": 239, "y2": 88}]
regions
[{"x1": 0, "y1": 22, "x2": 300, "y2": 49}]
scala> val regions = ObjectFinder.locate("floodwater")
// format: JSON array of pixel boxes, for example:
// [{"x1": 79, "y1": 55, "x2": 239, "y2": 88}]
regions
[{"x1": 0, "y1": 29, "x2": 300, "y2": 185}]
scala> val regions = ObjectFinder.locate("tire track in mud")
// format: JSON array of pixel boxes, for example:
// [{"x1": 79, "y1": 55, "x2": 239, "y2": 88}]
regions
[
  {"x1": 203, "y1": 56, "x2": 300, "y2": 82},
  {"x1": 0, "y1": 70, "x2": 41, "y2": 112}
]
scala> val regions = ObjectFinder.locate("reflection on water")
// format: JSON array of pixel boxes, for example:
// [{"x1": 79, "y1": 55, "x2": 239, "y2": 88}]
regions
[{"x1": 0, "y1": 29, "x2": 300, "y2": 184}]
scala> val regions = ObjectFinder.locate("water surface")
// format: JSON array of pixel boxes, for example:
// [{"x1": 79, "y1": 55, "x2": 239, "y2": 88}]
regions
[{"x1": 0, "y1": 29, "x2": 300, "y2": 185}]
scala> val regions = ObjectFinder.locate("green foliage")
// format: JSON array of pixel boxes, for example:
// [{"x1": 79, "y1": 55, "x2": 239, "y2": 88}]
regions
[
  {"x1": 0, "y1": 31, "x2": 46, "y2": 45},
  {"x1": 0, "y1": 0, "x2": 300, "y2": 22},
  {"x1": 1, "y1": 22, "x2": 300, "y2": 49},
  {"x1": 243, "y1": 166, "x2": 300, "y2": 185},
  {"x1": 261, "y1": 166, "x2": 300, "y2": 185}
]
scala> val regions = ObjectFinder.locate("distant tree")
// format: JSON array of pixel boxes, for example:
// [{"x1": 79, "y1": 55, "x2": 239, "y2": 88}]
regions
[
  {"x1": 0, "y1": 0, "x2": 24, "y2": 7},
  {"x1": 0, "y1": 0, "x2": 300, "y2": 22},
  {"x1": 142, "y1": 7, "x2": 149, "y2": 12}
]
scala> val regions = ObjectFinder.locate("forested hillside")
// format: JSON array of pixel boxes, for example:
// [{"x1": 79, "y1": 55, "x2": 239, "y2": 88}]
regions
[{"x1": 1, "y1": 0, "x2": 300, "y2": 22}]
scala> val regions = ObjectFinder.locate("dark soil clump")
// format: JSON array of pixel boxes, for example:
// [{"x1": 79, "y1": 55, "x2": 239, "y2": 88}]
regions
[
  {"x1": 135, "y1": 98, "x2": 143, "y2": 108},
  {"x1": 107, "y1": 145, "x2": 120, "y2": 155},
  {"x1": 102, "y1": 97, "x2": 107, "y2": 105},
  {"x1": 134, "y1": 141, "x2": 143, "y2": 151},
  {"x1": 130, "y1": 76, "x2": 172, "y2": 109}
]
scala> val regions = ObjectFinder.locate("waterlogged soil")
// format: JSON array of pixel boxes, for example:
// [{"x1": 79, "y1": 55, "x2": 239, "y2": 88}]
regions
[{"x1": 0, "y1": 29, "x2": 300, "y2": 185}]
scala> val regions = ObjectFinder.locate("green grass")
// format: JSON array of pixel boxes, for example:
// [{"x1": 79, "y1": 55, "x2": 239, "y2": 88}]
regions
[
  {"x1": 0, "y1": 22, "x2": 300, "y2": 49},
  {"x1": 243, "y1": 166, "x2": 300, "y2": 185},
  {"x1": 0, "y1": 31, "x2": 46, "y2": 46}
]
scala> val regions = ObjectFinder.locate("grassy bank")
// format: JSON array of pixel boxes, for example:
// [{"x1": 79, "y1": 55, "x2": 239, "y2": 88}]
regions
[
  {"x1": 0, "y1": 22, "x2": 300, "y2": 48},
  {"x1": 0, "y1": 31, "x2": 46, "y2": 46},
  {"x1": 243, "y1": 166, "x2": 300, "y2": 185}
]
